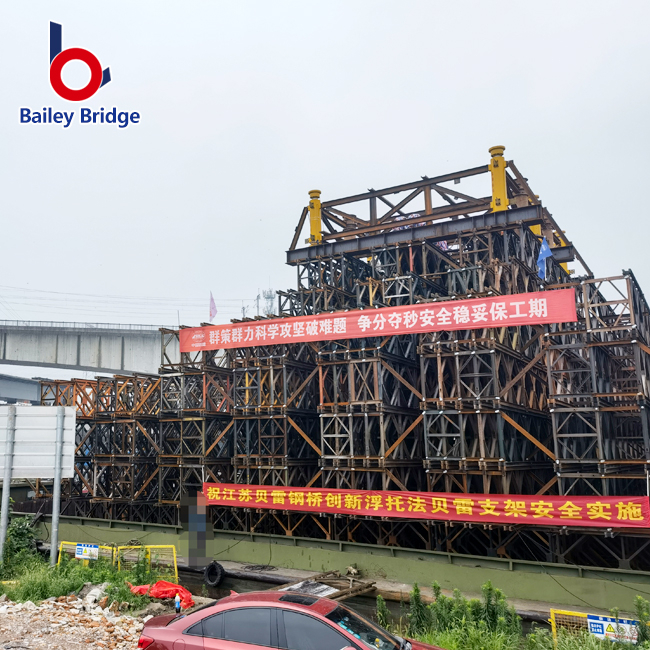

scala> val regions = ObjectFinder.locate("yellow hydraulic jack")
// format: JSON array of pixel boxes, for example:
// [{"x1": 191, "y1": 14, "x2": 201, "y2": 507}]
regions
[
  {"x1": 489, "y1": 145, "x2": 571, "y2": 274},
  {"x1": 488, "y1": 145, "x2": 509, "y2": 213},
  {"x1": 308, "y1": 189, "x2": 322, "y2": 245}
]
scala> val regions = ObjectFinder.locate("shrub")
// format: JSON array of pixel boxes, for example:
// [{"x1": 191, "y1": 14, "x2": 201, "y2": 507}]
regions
[
  {"x1": 416, "y1": 625, "x2": 521, "y2": 650},
  {"x1": 0, "y1": 539, "x2": 163, "y2": 611},
  {"x1": 555, "y1": 628, "x2": 629, "y2": 650},
  {"x1": 104, "y1": 578, "x2": 151, "y2": 611},
  {"x1": 376, "y1": 595, "x2": 390, "y2": 629},
  {"x1": 4, "y1": 554, "x2": 114, "y2": 603},
  {"x1": 481, "y1": 581, "x2": 521, "y2": 636},
  {"x1": 375, "y1": 581, "x2": 650, "y2": 650},
  {"x1": 635, "y1": 596, "x2": 650, "y2": 645},
  {"x1": 2, "y1": 517, "x2": 38, "y2": 577},
  {"x1": 429, "y1": 581, "x2": 454, "y2": 631},
  {"x1": 407, "y1": 584, "x2": 431, "y2": 636}
]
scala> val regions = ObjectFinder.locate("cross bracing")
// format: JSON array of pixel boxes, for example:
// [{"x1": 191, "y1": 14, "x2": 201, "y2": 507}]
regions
[{"x1": 22, "y1": 149, "x2": 650, "y2": 571}]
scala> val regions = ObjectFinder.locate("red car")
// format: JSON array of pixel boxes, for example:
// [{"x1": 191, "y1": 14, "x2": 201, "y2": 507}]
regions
[{"x1": 137, "y1": 590, "x2": 441, "y2": 650}]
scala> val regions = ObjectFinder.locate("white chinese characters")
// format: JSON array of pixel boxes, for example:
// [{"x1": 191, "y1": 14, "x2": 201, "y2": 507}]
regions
[
  {"x1": 204, "y1": 296, "x2": 551, "y2": 349},
  {"x1": 354, "y1": 298, "x2": 548, "y2": 333}
]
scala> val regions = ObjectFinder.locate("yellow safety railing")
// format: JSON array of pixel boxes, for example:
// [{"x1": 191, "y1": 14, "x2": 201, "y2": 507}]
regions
[
  {"x1": 56, "y1": 541, "x2": 178, "y2": 583},
  {"x1": 116, "y1": 544, "x2": 178, "y2": 583},
  {"x1": 549, "y1": 609, "x2": 589, "y2": 643},
  {"x1": 550, "y1": 608, "x2": 646, "y2": 646},
  {"x1": 57, "y1": 541, "x2": 116, "y2": 567}
]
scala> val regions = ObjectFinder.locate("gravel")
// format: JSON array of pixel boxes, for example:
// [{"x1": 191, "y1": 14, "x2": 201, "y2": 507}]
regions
[{"x1": 0, "y1": 595, "x2": 146, "y2": 649}]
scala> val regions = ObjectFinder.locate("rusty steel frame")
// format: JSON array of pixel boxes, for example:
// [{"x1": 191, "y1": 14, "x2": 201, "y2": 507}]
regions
[
  {"x1": 38, "y1": 369, "x2": 234, "y2": 507},
  {"x1": 25, "y1": 155, "x2": 650, "y2": 573}
]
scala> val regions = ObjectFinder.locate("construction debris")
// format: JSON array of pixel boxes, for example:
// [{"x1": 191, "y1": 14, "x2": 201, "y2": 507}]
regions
[
  {"x1": 0, "y1": 595, "x2": 143, "y2": 649},
  {"x1": 272, "y1": 570, "x2": 376, "y2": 601}
]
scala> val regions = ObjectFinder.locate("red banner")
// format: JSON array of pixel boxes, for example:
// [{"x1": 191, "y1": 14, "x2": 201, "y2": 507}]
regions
[
  {"x1": 182, "y1": 289, "x2": 577, "y2": 352},
  {"x1": 202, "y1": 483, "x2": 650, "y2": 529}
]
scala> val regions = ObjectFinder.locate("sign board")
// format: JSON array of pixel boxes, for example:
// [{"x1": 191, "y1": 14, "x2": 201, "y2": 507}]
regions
[
  {"x1": 0, "y1": 406, "x2": 75, "y2": 479},
  {"x1": 75, "y1": 543, "x2": 99, "y2": 561},
  {"x1": 588, "y1": 615, "x2": 638, "y2": 644},
  {"x1": 181, "y1": 288, "x2": 578, "y2": 352},
  {"x1": 202, "y1": 483, "x2": 650, "y2": 529}
]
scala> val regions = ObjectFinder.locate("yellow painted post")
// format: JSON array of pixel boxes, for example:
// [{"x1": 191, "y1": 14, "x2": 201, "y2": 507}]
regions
[
  {"x1": 308, "y1": 190, "x2": 322, "y2": 245},
  {"x1": 172, "y1": 546, "x2": 178, "y2": 583},
  {"x1": 550, "y1": 610, "x2": 558, "y2": 646},
  {"x1": 488, "y1": 146, "x2": 509, "y2": 212}
]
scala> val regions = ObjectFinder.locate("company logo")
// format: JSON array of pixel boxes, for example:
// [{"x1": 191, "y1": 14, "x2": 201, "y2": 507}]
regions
[
  {"x1": 20, "y1": 22, "x2": 140, "y2": 128},
  {"x1": 49, "y1": 21, "x2": 111, "y2": 101}
]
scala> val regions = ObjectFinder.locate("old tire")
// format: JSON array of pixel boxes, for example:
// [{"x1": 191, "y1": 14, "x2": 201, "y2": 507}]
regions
[{"x1": 204, "y1": 561, "x2": 224, "y2": 588}]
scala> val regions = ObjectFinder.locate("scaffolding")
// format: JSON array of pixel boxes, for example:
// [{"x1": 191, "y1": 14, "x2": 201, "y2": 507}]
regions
[{"x1": 32, "y1": 148, "x2": 650, "y2": 571}]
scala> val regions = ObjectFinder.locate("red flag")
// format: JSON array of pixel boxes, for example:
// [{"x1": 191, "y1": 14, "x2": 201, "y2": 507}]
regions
[{"x1": 209, "y1": 292, "x2": 217, "y2": 321}]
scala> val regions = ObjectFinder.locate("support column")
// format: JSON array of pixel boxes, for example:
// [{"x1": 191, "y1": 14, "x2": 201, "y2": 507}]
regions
[
  {"x1": 0, "y1": 406, "x2": 16, "y2": 562},
  {"x1": 50, "y1": 406, "x2": 65, "y2": 566}
]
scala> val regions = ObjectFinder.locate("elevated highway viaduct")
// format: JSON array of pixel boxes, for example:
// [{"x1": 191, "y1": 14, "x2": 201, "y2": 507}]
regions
[{"x1": 0, "y1": 321, "x2": 177, "y2": 376}]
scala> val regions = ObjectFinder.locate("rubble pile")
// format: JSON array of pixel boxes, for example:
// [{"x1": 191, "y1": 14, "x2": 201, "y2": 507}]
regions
[{"x1": 0, "y1": 592, "x2": 150, "y2": 649}]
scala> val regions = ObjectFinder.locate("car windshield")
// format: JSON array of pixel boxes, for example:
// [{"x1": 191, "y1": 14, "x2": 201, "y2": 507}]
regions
[{"x1": 325, "y1": 605, "x2": 401, "y2": 650}]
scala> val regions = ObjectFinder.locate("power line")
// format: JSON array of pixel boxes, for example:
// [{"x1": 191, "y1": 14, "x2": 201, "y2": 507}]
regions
[
  {"x1": 0, "y1": 284, "x2": 255, "y2": 303},
  {"x1": 0, "y1": 284, "x2": 272, "y2": 324},
  {"x1": 0, "y1": 302, "x2": 248, "y2": 315}
]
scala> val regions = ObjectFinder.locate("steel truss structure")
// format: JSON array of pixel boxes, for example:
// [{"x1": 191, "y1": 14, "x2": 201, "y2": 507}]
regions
[
  {"x1": 28, "y1": 152, "x2": 650, "y2": 571},
  {"x1": 39, "y1": 367, "x2": 233, "y2": 521}
]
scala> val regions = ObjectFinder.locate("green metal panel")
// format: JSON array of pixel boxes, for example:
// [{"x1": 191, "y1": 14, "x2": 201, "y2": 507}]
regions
[{"x1": 24, "y1": 513, "x2": 650, "y2": 612}]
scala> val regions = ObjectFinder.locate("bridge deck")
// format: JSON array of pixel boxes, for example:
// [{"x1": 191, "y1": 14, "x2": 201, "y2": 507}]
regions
[{"x1": 0, "y1": 321, "x2": 177, "y2": 375}]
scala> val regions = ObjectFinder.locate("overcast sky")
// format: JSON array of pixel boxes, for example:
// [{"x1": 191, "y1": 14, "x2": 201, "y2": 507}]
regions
[{"x1": 1, "y1": 1, "x2": 649, "y2": 378}]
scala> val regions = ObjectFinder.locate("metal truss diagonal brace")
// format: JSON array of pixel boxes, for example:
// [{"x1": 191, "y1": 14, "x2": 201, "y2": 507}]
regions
[
  {"x1": 380, "y1": 360, "x2": 422, "y2": 400},
  {"x1": 286, "y1": 416, "x2": 322, "y2": 456},
  {"x1": 500, "y1": 411, "x2": 556, "y2": 461},
  {"x1": 384, "y1": 414, "x2": 424, "y2": 458},
  {"x1": 498, "y1": 350, "x2": 546, "y2": 398},
  {"x1": 286, "y1": 367, "x2": 319, "y2": 407}
]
